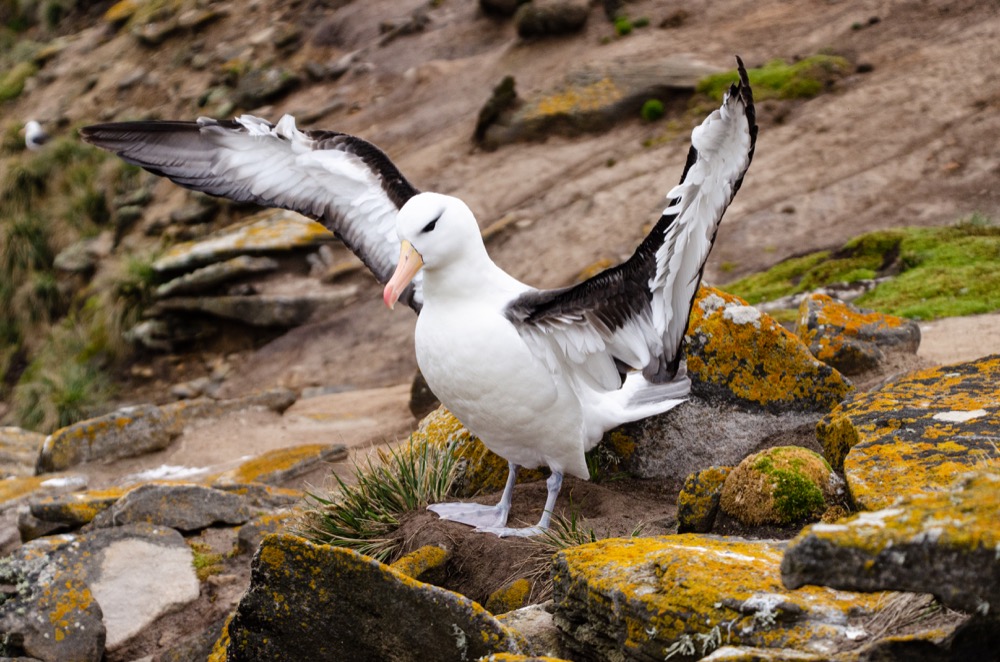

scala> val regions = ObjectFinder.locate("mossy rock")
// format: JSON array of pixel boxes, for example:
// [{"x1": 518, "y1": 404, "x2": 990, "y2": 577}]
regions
[
  {"x1": 720, "y1": 446, "x2": 839, "y2": 526},
  {"x1": 410, "y1": 406, "x2": 544, "y2": 497}
]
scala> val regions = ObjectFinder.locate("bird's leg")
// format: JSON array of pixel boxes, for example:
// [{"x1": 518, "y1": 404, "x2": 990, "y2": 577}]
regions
[
  {"x1": 476, "y1": 470, "x2": 564, "y2": 538},
  {"x1": 427, "y1": 462, "x2": 518, "y2": 529}
]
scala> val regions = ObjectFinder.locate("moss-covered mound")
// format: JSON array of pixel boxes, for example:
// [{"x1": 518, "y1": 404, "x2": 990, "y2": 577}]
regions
[
  {"x1": 720, "y1": 446, "x2": 838, "y2": 526},
  {"x1": 696, "y1": 55, "x2": 852, "y2": 102},
  {"x1": 724, "y1": 221, "x2": 1000, "y2": 321}
]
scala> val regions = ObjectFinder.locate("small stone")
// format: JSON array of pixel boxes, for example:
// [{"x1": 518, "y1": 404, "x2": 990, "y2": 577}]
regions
[{"x1": 677, "y1": 465, "x2": 732, "y2": 533}]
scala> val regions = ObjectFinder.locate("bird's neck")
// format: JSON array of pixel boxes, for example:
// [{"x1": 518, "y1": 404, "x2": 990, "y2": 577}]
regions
[{"x1": 422, "y1": 247, "x2": 524, "y2": 307}]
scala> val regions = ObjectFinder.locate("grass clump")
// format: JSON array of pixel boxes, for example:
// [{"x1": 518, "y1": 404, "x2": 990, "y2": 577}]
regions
[
  {"x1": 724, "y1": 217, "x2": 1000, "y2": 320},
  {"x1": 696, "y1": 55, "x2": 852, "y2": 102},
  {"x1": 640, "y1": 98, "x2": 665, "y2": 122},
  {"x1": 298, "y1": 442, "x2": 459, "y2": 563},
  {"x1": 0, "y1": 60, "x2": 37, "y2": 102}
]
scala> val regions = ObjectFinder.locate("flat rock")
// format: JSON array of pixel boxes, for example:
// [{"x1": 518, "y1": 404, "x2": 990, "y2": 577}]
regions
[
  {"x1": 152, "y1": 209, "x2": 333, "y2": 274},
  {"x1": 816, "y1": 354, "x2": 1000, "y2": 508},
  {"x1": 28, "y1": 487, "x2": 125, "y2": 529},
  {"x1": 148, "y1": 287, "x2": 359, "y2": 327},
  {"x1": 686, "y1": 288, "x2": 853, "y2": 414},
  {"x1": 0, "y1": 426, "x2": 46, "y2": 478},
  {"x1": 37, "y1": 404, "x2": 176, "y2": 473},
  {"x1": 782, "y1": 472, "x2": 1000, "y2": 616},
  {"x1": 0, "y1": 524, "x2": 199, "y2": 657},
  {"x1": 226, "y1": 533, "x2": 527, "y2": 661},
  {"x1": 211, "y1": 443, "x2": 347, "y2": 487},
  {"x1": 154, "y1": 255, "x2": 279, "y2": 298},
  {"x1": 89, "y1": 482, "x2": 253, "y2": 531},
  {"x1": 551, "y1": 534, "x2": 890, "y2": 662},
  {"x1": 795, "y1": 294, "x2": 921, "y2": 375}
]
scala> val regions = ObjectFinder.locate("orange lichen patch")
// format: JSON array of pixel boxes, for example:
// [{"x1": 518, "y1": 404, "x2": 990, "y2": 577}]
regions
[
  {"x1": 817, "y1": 354, "x2": 1000, "y2": 508},
  {"x1": 38, "y1": 404, "x2": 173, "y2": 472},
  {"x1": 677, "y1": 466, "x2": 732, "y2": 533},
  {"x1": 411, "y1": 407, "x2": 544, "y2": 497},
  {"x1": 485, "y1": 578, "x2": 532, "y2": 615},
  {"x1": 30, "y1": 487, "x2": 125, "y2": 525},
  {"x1": 686, "y1": 287, "x2": 853, "y2": 413},
  {"x1": 211, "y1": 443, "x2": 347, "y2": 487},
  {"x1": 0, "y1": 475, "x2": 47, "y2": 504},
  {"x1": 43, "y1": 576, "x2": 97, "y2": 644},
  {"x1": 389, "y1": 544, "x2": 450, "y2": 581},
  {"x1": 720, "y1": 447, "x2": 836, "y2": 526},
  {"x1": 553, "y1": 534, "x2": 887, "y2": 659},
  {"x1": 154, "y1": 210, "x2": 332, "y2": 272},
  {"x1": 524, "y1": 78, "x2": 623, "y2": 119}
]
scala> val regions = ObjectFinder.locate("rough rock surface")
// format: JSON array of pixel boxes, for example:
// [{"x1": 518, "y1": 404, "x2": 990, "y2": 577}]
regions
[
  {"x1": 154, "y1": 255, "x2": 279, "y2": 298},
  {"x1": 0, "y1": 524, "x2": 199, "y2": 658},
  {"x1": 795, "y1": 294, "x2": 921, "y2": 375},
  {"x1": 226, "y1": 533, "x2": 527, "y2": 661},
  {"x1": 677, "y1": 466, "x2": 732, "y2": 533},
  {"x1": 148, "y1": 287, "x2": 360, "y2": 327},
  {"x1": 782, "y1": 472, "x2": 1000, "y2": 616},
  {"x1": 514, "y1": 0, "x2": 589, "y2": 39},
  {"x1": 0, "y1": 426, "x2": 45, "y2": 478},
  {"x1": 211, "y1": 443, "x2": 347, "y2": 486},
  {"x1": 816, "y1": 354, "x2": 1000, "y2": 508},
  {"x1": 89, "y1": 483, "x2": 253, "y2": 531},
  {"x1": 719, "y1": 447, "x2": 841, "y2": 527},
  {"x1": 686, "y1": 288, "x2": 853, "y2": 413},
  {"x1": 551, "y1": 534, "x2": 890, "y2": 662}
]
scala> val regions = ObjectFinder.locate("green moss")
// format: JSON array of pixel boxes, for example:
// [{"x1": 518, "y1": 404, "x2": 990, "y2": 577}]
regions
[
  {"x1": 725, "y1": 221, "x2": 1000, "y2": 320},
  {"x1": 771, "y1": 469, "x2": 827, "y2": 521},
  {"x1": 696, "y1": 55, "x2": 852, "y2": 102},
  {"x1": 640, "y1": 98, "x2": 664, "y2": 122},
  {"x1": 613, "y1": 15, "x2": 632, "y2": 36}
]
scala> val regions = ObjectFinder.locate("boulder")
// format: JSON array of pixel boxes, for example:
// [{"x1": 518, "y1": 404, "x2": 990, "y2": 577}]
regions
[
  {"x1": 795, "y1": 294, "x2": 920, "y2": 375},
  {"x1": 552, "y1": 534, "x2": 892, "y2": 661},
  {"x1": 782, "y1": 472, "x2": 1000, "y2": 616},
  {"x1": 816, "y1": 354, "x2": 1000, "y2": 508},
  {"x1": 677, "y1": 465, "x2": 732, "y2": 533},
  {"x1": 0, "y1": 524, "x2": 199, "y2": 657},
  {"x1": 37, "y1": 404, "x2": 175, "y2": 473},
  {"x1": 152, "y1": 209, "x2": 333, "y2": 274},
  {"x1": 28, "y1": 487, "x2": 125, "y2": 529},
  {"x1": 211, "y1": 442, "x2": 347, "y2": 487},
  {"x1": 719, "y1": 447, "x2": 842, "y2": 526},
  {"x1": 226, "y1": 533, "x2": 527, "y2": 661},
  {"x1": 686, "y1": 288, "x2": 853, "y2": 413},
  {"x1": 89, "y1": 483, "x2": 253, "y2": 531},
  {"x1": 514, "y1": 0, "x2": 589, "y2": 39}
]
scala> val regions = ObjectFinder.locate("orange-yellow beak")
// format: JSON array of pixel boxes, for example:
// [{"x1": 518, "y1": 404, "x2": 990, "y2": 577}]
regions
[{"x1": 383, "y1": 240, "x2": 424, "y2": 310}]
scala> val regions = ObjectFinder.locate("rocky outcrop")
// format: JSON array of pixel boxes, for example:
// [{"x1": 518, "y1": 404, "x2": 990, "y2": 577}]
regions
[
  {"x1": 686, "y1": 288, "x2": 853, "y2": 413},
  {"x1": 226, "y1": 533, "x2": 528, "y2": 661},
  {"x1": 719, "y1": 447, "x2": 841, "y2": 527},
  {"x1": 816, "y1": 354, "x2": 1000, "y2": 508},
  {"x1": 795, "y1": 294, "x2": 920, "y2": 375},
  {"x1": 782, "y1": 472, "x2": 1000, "y2": 616},
  {"x1": 0, "y1": 524, "x2": 200, "y2": 659},
  {"x1": 89, "y1": 483, "x2": 254, "y2": 531},
  {"x1": 551, "y1": 534, "x2": 897, "y2": 662}
]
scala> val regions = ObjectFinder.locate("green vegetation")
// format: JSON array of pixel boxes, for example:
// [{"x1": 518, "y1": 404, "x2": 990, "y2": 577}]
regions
[
  {"x1": 696, "y1": 55, "x2": 853, "y2": 102},
  {"x1": 724, "y1": 217, "x2": 1000, "y2": 320},
  {"x1": 0, "y1": 60, "x2": 36, "y2": 102},
  {"x1": 299, "y1": 442, "x2": 459, "y2": 563},
  {"x1": 189, "y1": 541, "x2": 226, "y2": 581},
  {"x1": 640, "y1": 98, "x2": 665, "y2": 122}
]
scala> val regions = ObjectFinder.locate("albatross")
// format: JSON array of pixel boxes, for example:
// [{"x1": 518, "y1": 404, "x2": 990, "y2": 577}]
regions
[{"x1": 81, "y1": 56, "x2": 757, "y2": 537}]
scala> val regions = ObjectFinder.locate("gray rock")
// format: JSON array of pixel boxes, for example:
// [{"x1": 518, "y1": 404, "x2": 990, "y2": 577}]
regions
[
  {"x1": 234, "y1": 67, "x2": 301, "y2": 108},
  {"x1": 497, "y1": 602, "x2": 572, "y2": 660},
  {"x1": 782, "y1": 472, "x2": 1000, "y2": 616},
  {"x1": 52, "y1": 234, "x2": 113, "y2": 274},
  {"x1": 677, "y1": 466, "x2": 732, "y2": 533},
  {"x1": 168, "y1": 201, "x2": 218, "y2": 226},
  {"x1": 148, "y1": 287, "x2": 359, "y2": 327},
  {"x1": 0, "y1": 426, "x2": 45, "y2": 478},
  {"x1": 211, "y1": 443, "x2": 347, "y2": 487},
  {"x1": 226, "y1": 533, "x2": 527, "y2": 661},
  {"x1": 90, "y1": 483, "x2": 253, "y2": 532},
  {"x1": 514, "y1": 0, "x2": 589, "y2": 38},
  {"x1": 236, "y1": 510, "x2": 297, "y2": 555},
  {"x1": 37, "y1": 405, "x2": 176, "y2": 473},
  {"x1": 155, "y1": 255, "x2": 279, "y2": 298},
  {"x1": 124, "y1": 317, "x2": 216, "y2": 351}
]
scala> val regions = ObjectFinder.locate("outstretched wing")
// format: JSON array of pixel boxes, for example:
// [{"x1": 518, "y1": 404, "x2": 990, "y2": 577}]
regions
[
  {"x1": 80, "y1": 115, "x2": 424, "y2": 311},
  {"x1": 506, "y1": 56, "x2": 757, "y2": 389}
]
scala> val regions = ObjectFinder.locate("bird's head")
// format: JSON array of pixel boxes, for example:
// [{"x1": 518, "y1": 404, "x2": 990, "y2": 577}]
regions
[{"x1": 383, "y1": 192, "x2": 481, "y2": 309}]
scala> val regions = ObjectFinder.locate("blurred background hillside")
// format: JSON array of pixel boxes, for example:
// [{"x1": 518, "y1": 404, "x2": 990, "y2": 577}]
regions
[{"x1": 1, "y1": 0, "x2": 998, "y2": 433}]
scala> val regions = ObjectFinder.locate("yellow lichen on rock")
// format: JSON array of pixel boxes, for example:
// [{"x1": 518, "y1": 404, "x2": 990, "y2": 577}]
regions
[
  {"x1": 525, "y1": 78, "x2": 623, "y2": 120},
  {"x1": 210, "y1": 443, "x2": 346, "y2": 486},
  {"x1": 389, "y1": 544, "x2": 450, "y2": 582},
  {"x1": 677, "y1": 465, "x2": 732, "y2": 533},
  {"x1": 485, "y1": 578, "x2": 532, "y2": 615}
]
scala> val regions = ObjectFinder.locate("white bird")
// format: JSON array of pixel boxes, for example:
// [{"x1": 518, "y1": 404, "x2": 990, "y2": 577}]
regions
[
  {"x1": 24, "y1": 120, "x2": 50, "y2": 151},
  {"x1": 81, "y1": 57, "x2": 757, "y2": 537}
]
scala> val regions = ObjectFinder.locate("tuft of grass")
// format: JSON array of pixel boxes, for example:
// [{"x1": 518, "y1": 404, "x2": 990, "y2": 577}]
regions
[
  {"x1": 696, "y1": 55, "x2": 852, "y2": 102},
  {"x1": 0, "y1": 60, "x2": 37, "y2": 102},
  {"x1": 298, "y1": 442, "x2": 459, "y2": 563},
  {"x1": 640, "y1": 98, "x2": 665, "y2": 122},
  {"x1": 724, "y1": 217, "x2": 1000, "y2": 320},
  {"x1": 189, "y1": 541, "x2": 225, "y2": 581},
  {"x1": 613, "y1": 15, "x2": 632, "y2": 36}
]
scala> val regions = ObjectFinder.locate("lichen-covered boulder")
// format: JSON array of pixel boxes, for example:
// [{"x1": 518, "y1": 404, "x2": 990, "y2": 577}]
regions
[
  {"x1": 226, "y1": 533, "x2": 527, "y2": 661},
  {"x1": 551, "y1": 534, "x2": 890, "y2": 661},
  {"x1": 210, "y1": 442, "x2": 347, "y2": 487},
  {"x1": 89, "y1": 483, "x2": 253, "y2": 532},
  {"x1": 816, "y1": 354, "x2": 1000, "y2": 508},
  {"x1": 27, "y1": 487, "x2": 124, "y2": 531},
  {"x1": 677, "y1": 465, "x2": 732, "y2": 533},
  {"x1": 782, "y1": 472, "x2": 1000, "y2": 615},
  {"x1": 686, "y1": 287, "x2": 853, "y2": 413},
  {"x1": 412, "y1": 406, "x2": 544, "y2": 497},
  {"x1": 485, "y1": 578, "x2": 532, "y2": 615},
  {"x1": 795, "y1": 293, "x2": 920, "y2": 375},
  {"x1": 37, "y1": 404, "x2": 175, "y2": 473},
  {"x1": 720, "y1": 447, "x2": 841, "y2": 526},
  {"x1": 390, "y1": 544, "x2": 451, "y2": 584},
  {"x1": 152, "y1": 209, "x2": 332, "y2": 274}
]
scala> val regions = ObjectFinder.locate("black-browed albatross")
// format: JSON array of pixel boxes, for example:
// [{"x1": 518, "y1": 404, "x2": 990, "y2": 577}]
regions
[{"x1": 81, "y1": 57, "x2": 756, "y2": 537}]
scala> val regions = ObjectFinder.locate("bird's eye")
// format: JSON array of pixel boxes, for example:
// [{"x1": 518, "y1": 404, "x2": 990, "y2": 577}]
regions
[{"x1": 421, "y1": 217, "x2": 439, "y2": 233}]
